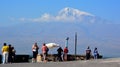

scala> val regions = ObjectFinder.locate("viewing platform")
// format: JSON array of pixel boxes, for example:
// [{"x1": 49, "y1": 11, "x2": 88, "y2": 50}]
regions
[
  {"x1": 0, "y1": 54, "x2": 102, "y2": 63},
  {"x1": 0, "y1": 57, "x2": 120, "y2": 67}
]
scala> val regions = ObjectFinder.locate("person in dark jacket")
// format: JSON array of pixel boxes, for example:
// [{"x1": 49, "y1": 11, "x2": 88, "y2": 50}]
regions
[
  {"x1": 57, "y1": 47, "x2": 63, "y2": 61},
  {"x1": 8, "y1": 44, "x2": 12, "y2": 63},
  {"x1": 86, "y1": 46, "x2": 92, "y2": 60}
]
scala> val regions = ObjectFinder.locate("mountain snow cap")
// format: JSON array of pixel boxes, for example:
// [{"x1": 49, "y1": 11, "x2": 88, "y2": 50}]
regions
[{"x1": 59, "y1": 7, "x2": 94, "y2": 17}]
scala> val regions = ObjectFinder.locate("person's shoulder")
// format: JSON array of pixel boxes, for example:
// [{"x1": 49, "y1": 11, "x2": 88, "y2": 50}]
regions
[
  {"x1": 41, "y1": 46, "x2": 44, "y2": 48},
  {"x1": 7, "y1": 46, "x2": 9, "y2": 47},
  {"x1": 5, "y1": 45, "x2": 9, "y2": 48}
]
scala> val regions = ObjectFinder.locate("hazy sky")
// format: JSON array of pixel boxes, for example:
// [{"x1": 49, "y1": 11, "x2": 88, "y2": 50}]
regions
[
  {"x1": 0, "y1": 0, "x2": 120, "y2": 57},
  {"x1": 0, "y1": 0, "x2": 120, "y2": 26}
]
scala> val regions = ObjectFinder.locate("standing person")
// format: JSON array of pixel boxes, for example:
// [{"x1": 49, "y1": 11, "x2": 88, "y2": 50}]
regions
[
  {"x1": 57, "y1": 47, "x2": 63, "y2": 61},
  {"x1": 86, "y1": 46, "x2": 92, "y2": 60},
  {"x1": 11, "y1": 46, "x2": 16, "y2": 62},
  {"x1": 1, "y1": 43, "x2": 9, "y2": 64},
  {"x1": 63, "y1": 47, "x2": 68, "y2": 61},
  {"x1": 8, "y1": 44, "x2": 12, "y2": 63},
  {"x1": 41, "y1": 43, "x2": 47, "y2": 62},
  {"x1": 32, "y1": 42, "x2": 39, "y2": 62},
  {"x1": 46, "y1": 46, "x2": 49, "y2": 57},
  {"x1": 94, "y1": 47, "x2": 99, "y2": 59}
]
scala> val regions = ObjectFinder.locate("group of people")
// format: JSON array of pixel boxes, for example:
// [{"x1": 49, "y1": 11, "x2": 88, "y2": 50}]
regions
[
  {"x1": 32, "y1": 43, "x2": 49, "y2": 62},
  {"x1": 32, "y1": 42, "x2": 69, "y2": 62},
  {"x1": 57, "y1": 46, "x2": 99, "y2": 61},
  {"x1": 1, "y1": 42, "x2": 99, "y2": 64},
  {"x1": 57, "y1": 46, "x2": 69, "y2": 61},
  {"x1": 32, "y1": 42, "x2": 99, "y2": 62},
  {"x1": 1, "y1": 43, "x2": 16, "y2": 64},
  {"x1": 86, "y1": 46, "x2": 99, "y2": 60}
]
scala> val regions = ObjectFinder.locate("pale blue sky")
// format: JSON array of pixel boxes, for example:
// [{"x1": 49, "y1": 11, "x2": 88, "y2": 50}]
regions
[
  {"x1": 0, "y1": 0, "x2": 120, "y2": 57},
  {"x1": 0, "y1": 0, "x2": 120, "y2": 26}
]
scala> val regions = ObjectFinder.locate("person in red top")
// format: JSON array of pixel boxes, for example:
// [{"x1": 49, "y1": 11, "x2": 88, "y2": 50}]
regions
[
  {"x1": 41, "y1": 43, "x2": 47, "y2": 62},
  {"x1": 63, "y1": 47, "x2": 68, "y2": 61}
]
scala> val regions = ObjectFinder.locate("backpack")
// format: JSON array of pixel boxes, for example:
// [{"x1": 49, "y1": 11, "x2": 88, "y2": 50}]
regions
[{"x1": 46, "y1": 47, "x2": 49, "y2": 52}]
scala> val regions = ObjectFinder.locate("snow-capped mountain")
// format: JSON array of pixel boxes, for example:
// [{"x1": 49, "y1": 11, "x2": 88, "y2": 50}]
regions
[
  {"x1": 19, "y1": 7, "x2": 101, "y2": 23},
  {"x1": 59, "y1": 7, "x2": 94, "y2": 17},
  {"x1": 56, "y1": 7, "x2": 95, "y2": 23},
  {"x1": 0, "y1": 7, "x2": 119, "y2": 57}
]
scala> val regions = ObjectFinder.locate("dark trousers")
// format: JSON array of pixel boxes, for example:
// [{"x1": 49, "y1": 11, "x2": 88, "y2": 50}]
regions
[
  {"x1": 57, "y1": 54, "x2": 62, "y2": 61},
  {"x1": 8, "y1": 53, "x2": 12, "y2": 63},
  {"x1": 86, "y1": 54, "x2": 90, "y2": 60}
]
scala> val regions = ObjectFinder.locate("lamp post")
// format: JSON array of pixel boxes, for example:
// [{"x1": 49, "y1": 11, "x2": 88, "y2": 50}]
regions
[
  {"x1": 66, "y1": 37, "x2": 69, "y2": 47},
  {"x1": 75, "y1": 32, "x2": 77, "y2": 56}
]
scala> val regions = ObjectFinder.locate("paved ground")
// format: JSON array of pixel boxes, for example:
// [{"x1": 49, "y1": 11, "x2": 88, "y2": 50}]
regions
[{"x1": 0, "y1": 58, "x2": 120, "y2": 67}]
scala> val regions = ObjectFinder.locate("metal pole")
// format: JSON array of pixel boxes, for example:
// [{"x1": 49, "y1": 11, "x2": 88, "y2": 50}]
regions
[{"x1": 75, "y1": 32, "x2": 77, "y2": 56}]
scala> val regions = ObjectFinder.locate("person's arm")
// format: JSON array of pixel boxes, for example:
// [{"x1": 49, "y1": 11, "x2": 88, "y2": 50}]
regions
[
  {"x1": 37, "y1": 46, "x2": 39, "y2": 50},
  {"x1": 32, "y1": 45, "x2": 34, "y2": 50},
  {"x1": 1, "y1": 47, "x2": 4, "y2": 54}
]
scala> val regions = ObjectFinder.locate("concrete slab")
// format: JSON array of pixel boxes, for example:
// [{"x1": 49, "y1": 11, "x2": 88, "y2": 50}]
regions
[{"x1": 0, "y1": 58, "x2": 120, "y2": 67}]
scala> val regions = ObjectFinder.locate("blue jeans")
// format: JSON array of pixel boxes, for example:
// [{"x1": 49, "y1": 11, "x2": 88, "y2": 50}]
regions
[{"x1": 94, "y1": 53, "x2": 98, "y2": 59}]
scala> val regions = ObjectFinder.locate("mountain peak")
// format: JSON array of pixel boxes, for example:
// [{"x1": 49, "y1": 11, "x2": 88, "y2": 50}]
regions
[
  {"x1": 15, "y1": 7, "x2": 100, "y2": 23},
  {"x1": 59, "y1": 7, "x2": 94, "y2": 17}
]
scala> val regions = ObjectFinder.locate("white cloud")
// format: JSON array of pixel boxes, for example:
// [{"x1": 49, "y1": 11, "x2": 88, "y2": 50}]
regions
[
  {"x1": 11, "y1": 7, "x2": 95, "y2": 23},
  {"x1": 19, "y1": 18, "x2": 26, "y2": 22},
  {"x1": 32, "y1": 13, "x2": 52, "y2": 22}
]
